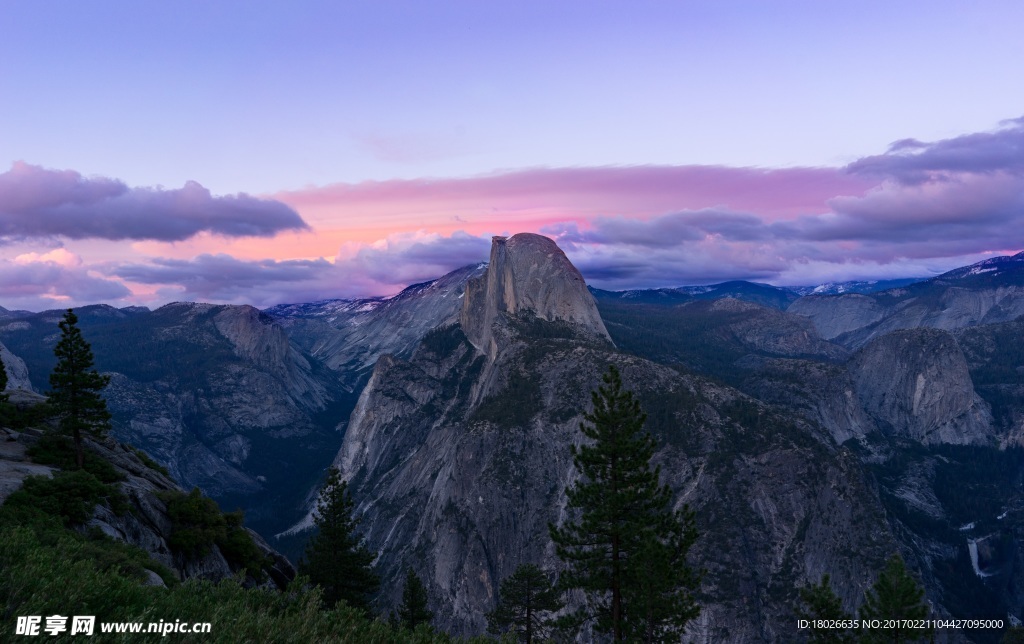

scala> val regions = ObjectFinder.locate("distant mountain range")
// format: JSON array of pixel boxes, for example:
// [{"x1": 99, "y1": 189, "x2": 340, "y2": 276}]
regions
[{"x1": 591, "y1": 277, "x2": 929, "y2": 310}]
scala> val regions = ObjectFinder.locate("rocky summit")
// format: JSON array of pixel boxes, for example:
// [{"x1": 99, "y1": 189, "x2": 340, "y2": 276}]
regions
[{"x1": 461, "y1": 233, "x2": 610, "y2": 356}]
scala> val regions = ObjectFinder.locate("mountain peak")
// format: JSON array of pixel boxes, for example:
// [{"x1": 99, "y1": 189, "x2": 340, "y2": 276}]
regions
[{"x1": 460, "y1": 233, "x2": 609, "y2": 354}]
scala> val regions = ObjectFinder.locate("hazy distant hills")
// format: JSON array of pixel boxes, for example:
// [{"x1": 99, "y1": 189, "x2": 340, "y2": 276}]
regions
[
  {"x1": 591, "y1": 280, "x2": 799, "y2": 310},
  {"x1": 790, "y1": 251, "x2": 1024, "y2": 348},
  {"x1": 0, "y1": 305, "x2": 35, "y2": 320},
  {"x1": 590, "y1": 276, "x2": 930, "y2": 310}
]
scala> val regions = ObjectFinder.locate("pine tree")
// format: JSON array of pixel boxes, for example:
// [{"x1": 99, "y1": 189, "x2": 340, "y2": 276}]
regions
[
  {"x1": 299, "y1": 467, "x2": 379, "y2": 613},
  {"x1": 49, "y1": 309, "x2": 111, "y2": 469},
  {"x1": 796, "y1": 574, "x2": 854, "y2": 644},
  {"x1": 486, "y1": 563, "x2": 563, "y2": 643},
  {"x1": 0, "y1": 351, "x2": 8, "y2": 404},
  {"x1": 859, "y1": 555, "x2": 931, "y2": 643},
  {"x1": 0, "y1": 353, "x2": 10, "y2": 427},
  {"x1": 550, "y1": 364, "x2": 700, "y2": 642},
  {"x1": 396, "y1": 567, "x2": 434, "y2": 630}
]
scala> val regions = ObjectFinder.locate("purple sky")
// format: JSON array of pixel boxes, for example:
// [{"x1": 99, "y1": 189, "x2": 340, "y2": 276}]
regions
[{"x1": 2, "y1": 2, "x2": 1024, "y2": 309}]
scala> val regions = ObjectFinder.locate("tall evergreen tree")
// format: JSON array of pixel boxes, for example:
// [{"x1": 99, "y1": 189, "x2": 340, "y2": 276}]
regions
[
  {"x1": 0, "y1": 352, "x2": 10, "y2": 427},
  {"x1": 396, "y1": 567, "x2": 433, "y2": 630},
  {"x1": 299, "y1": 467, "x2": 379, "y2": 613},
  {"x1": 550, "y1": 364, "x2": 700, "y2": 642},
  {"x1": 49, "y1": 309, "x2": 111, "y2": 469},
  {"x1": 859, "y1": 555, "x2": 931, "y2": 643},
  {"x1": 0, "y1": 350, "x2": 8, "y2": 404},
  {"x1": 796, "y1": 574, "x2": 854, "y2": 644},
  {"x1": 486, "y1": 563, "x2": 563, "y2": 643}
]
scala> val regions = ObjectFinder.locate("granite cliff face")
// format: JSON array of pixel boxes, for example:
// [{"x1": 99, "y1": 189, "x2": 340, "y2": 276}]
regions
[
  {"x1": 734, "y1": 357, "x2": 876, "y2": 445},
  {"x1": 0, "y1": 341, "x2": 32, "y2": 391},
  {"x1": 848, "y1": 329, "x2": 993, "y2": 445},
  {"x1": 461, "y1": 233, "x2": 610, "y2": 356},
  {"x1": 728, "y1": 328, "x2": 995, "y2": 447},
  {"x1": 267, "y1": 263, "x2": 486, "y2": 390},
  {"x1": 330, "y1": 234, "x2": 894, "y2": 639}
]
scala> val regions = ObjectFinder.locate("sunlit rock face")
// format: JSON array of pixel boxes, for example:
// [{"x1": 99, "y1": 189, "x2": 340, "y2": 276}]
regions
[{"x1": 461, "y1": 233, "x2": 610, "y2": 357}]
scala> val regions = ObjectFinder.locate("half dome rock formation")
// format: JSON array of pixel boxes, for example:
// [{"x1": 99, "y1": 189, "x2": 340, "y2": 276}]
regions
[{"x1": 460, "y1": 233, "x2": 610, "y2": 356}]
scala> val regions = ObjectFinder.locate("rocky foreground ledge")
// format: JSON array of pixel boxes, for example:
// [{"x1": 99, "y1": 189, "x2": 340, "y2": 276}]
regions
[{"x1": 0, "y1": 405, "x2": 295, "y2": 590}]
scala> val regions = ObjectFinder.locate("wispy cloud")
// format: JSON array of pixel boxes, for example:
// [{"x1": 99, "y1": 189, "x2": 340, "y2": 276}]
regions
[{"x1": 278, "y1": 164, "x2": 872, "y2": 225}]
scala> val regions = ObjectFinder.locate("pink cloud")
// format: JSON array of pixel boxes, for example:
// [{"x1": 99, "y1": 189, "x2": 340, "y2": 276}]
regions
[
  {"x1": 0, "y1": 252, "x2": 130, "y2": 310},
  {"x1": 14, "y1": 248, "x2": 83, "y2": 267},
  {"x1": 275, "y1": 165, "x2": 876, "y2": 236}
]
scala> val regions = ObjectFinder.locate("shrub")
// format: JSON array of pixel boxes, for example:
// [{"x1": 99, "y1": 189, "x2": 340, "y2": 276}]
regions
[
  {"x1": 6, "y1": 470, "x2": 112, "y2": 525},
  {"x1": 220, "y1": 510, "x2": 271, "y2": 580},
  {"x1": 163, "y1": 488, "x2": 227, "y2": 557},
  {"x1": 28, "y1": 432, "x2": 123, "y2": 483},
  {"x1": 163, "y1": 489, "x2": 271, "y2": 579}
]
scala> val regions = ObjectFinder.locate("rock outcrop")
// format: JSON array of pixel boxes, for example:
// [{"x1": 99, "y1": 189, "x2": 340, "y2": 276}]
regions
[
  {"x1": 0, "y1": 427, "x2": 55, "y2": 505},
  {"x1": 849, "y1": 328, "x2": 993, "y2": 445},
  {"x1": 0, "y1": 423, "x2": 295, "y2": 589},
  {"x1": 0, "y1": 341, "x2": 32, "y2": 392},
  {"x1": 461, "y1": 234, "x2": 610, "y2": 356},
  {"x1": 82, "y1": 434, "x2": 296, "y2": 589},
  {"x1": 267, "y1": 263, "x2": 487, "y2": 389}
]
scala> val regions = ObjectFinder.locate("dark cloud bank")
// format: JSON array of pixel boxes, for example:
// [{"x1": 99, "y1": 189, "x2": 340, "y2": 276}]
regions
[{"x1": 0, "y1": 162, "x2": 308, "y2": 242}]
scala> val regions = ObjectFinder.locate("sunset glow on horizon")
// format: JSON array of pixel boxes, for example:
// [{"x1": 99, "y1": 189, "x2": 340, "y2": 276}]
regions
[{"x1": 2, "y1": 2, "x2": 1023, "y2": 310}]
